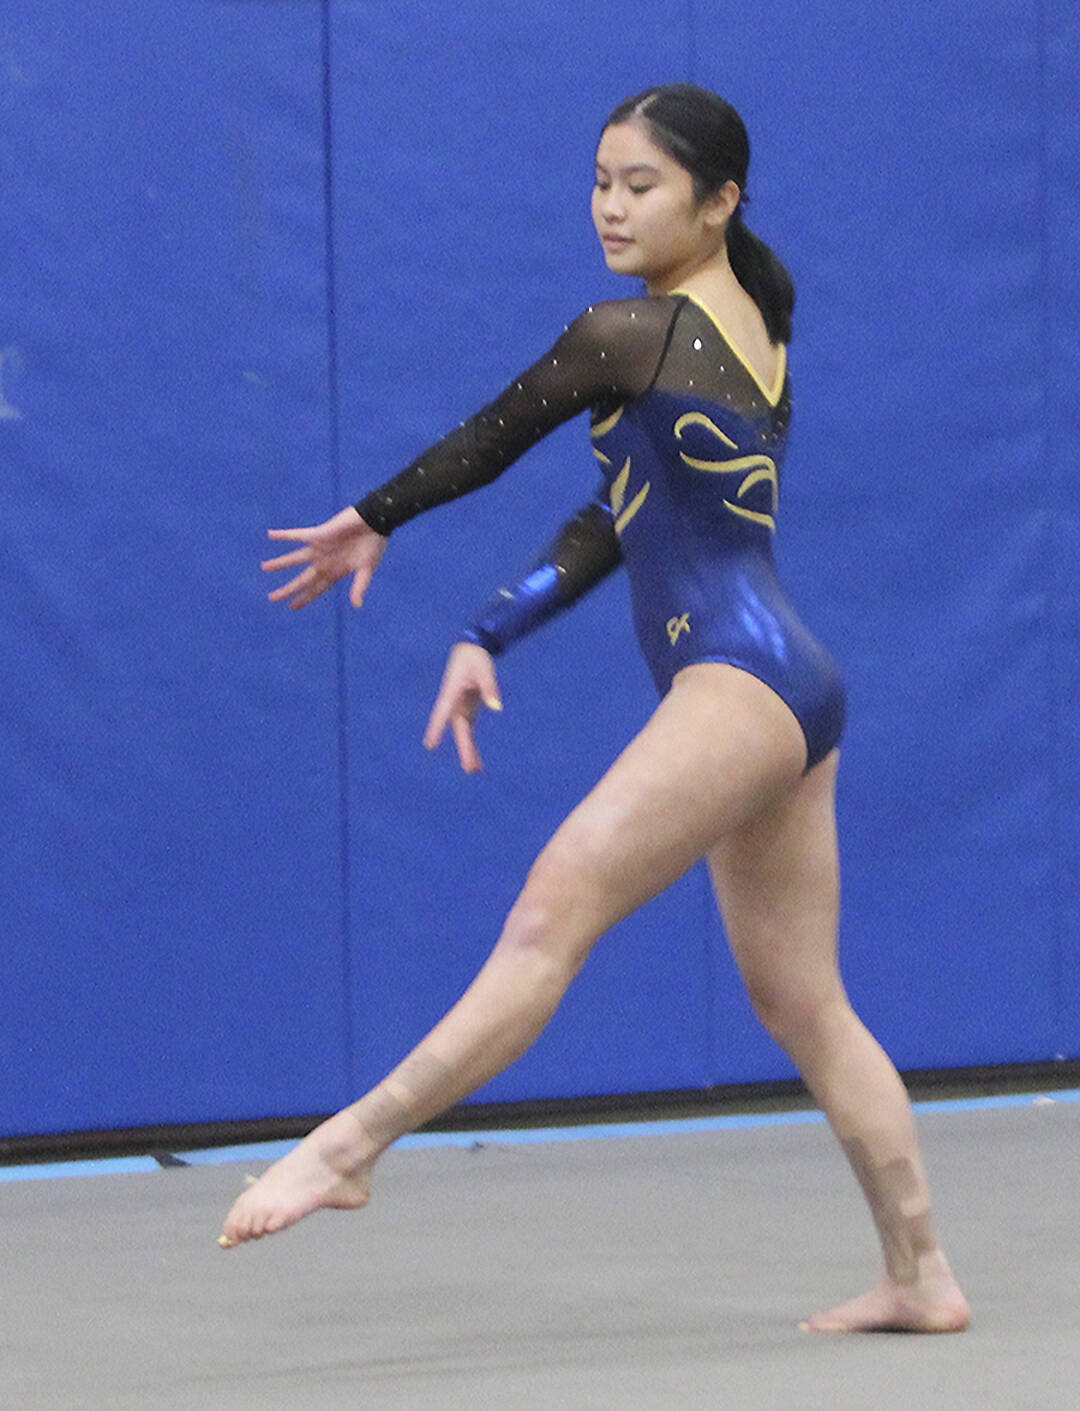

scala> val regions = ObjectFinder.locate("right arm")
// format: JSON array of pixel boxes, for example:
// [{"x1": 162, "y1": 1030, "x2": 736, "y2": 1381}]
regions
[
  {"x1": 262, "y1": 296, "x2": 680, "y2": 609},
  {"x1": 352, "y1": 297, "x2": 680, "y2": 535}
]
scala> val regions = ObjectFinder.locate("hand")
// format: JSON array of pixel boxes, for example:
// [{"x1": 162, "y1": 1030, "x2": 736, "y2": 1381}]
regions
[
  {"x1": 423, "y1": 642, "x2": 503, "y2": 774},
  {"x1": 261, "y1": 507, "x2": 388, "y2": 610}
]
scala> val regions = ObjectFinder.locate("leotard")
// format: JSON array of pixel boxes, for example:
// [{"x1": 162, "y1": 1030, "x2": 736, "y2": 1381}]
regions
[{"x1": 356, "y1": 294, "x2": 845, "y2": 769}]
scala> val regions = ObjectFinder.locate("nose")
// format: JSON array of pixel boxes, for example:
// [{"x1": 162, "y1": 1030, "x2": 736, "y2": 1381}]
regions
[
  {"x1": 597, "y1": 186, "x2": 626, "y2": 224},
  {"x1": 592, "y1": 183, "x2": 626, "y2": 224}
]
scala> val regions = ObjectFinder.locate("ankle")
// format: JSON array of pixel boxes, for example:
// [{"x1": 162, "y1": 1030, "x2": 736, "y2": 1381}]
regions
[
  {"x1": 343, "y1": 1084, "x2": 414, "y2": 1157},
  {"x1": 884, "y1": 1245, "x2": 952, "y2": 1292}
]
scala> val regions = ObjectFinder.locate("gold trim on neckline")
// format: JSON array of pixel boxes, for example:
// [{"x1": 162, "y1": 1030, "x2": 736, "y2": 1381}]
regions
[{"x1": 671, "y1": 289, "x2": 787, "y2": 407}]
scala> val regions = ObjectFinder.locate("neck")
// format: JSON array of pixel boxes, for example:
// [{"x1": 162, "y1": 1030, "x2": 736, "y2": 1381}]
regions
[{"x1": 645, "y1": 238, "x2": 735, "y2": 297}]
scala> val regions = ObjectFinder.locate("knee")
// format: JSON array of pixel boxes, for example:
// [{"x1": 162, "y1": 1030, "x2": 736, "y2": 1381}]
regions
[
  {"x1": 497, "y1": 845, "x2": 601, "y2": 972},
  {"x1": 745, "y1": 979, "x2": 849, "y2": 1054}
]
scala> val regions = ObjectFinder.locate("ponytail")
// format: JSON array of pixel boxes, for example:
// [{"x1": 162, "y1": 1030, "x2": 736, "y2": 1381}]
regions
[{"x1": 726, "y1": 209, "x2": 795, "y2": 346}]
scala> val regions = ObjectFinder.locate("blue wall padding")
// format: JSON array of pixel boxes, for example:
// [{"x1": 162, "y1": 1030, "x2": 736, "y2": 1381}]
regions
[
  {"x1": 1046, "y1": 1, "x2": 1080, "y2": 1054},
  {"x1": 328, "y1": 0, "x2": 713, "y2": 1101},
  {"x1": 1, "y1": 2, "x2": 354, "y2": 1135},
  {"x1": 1, "y1": 0, "x2": 1076, "y2": 1138}
]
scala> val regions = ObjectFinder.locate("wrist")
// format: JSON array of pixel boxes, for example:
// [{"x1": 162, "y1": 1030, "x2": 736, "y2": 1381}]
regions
[
  {"x1": 352, "y1": 493, "x2": 396, "y2": 537},
  {"x1": 458, "y1": 630, "x2": 502, "y2": 656}
]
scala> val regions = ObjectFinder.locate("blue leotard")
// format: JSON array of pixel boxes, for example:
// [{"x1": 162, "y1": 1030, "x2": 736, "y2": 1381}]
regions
[
  {"x1": 356, "y1": 293, "x2": 845, "y2": 769},
  {"x1": 587, "y1": 292, "x2": 845, "y2": 767}
]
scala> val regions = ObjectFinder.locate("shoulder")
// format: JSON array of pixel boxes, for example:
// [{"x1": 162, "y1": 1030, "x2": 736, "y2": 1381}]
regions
[
  {"x1": 565, "y1": 295, "x2": 683, "y2": 341},
  {"x1": 555, "y1": 296, "x2": 685, "y2": 373}
]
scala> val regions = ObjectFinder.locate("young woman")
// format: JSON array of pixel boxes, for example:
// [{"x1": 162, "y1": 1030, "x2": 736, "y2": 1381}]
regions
[{"x1": 220, "y1": 85, "x2": 970, "y2": 1335}]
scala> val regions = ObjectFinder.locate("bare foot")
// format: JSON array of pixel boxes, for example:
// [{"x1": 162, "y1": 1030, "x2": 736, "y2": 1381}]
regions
[
  {"x1": 218, "y1": 1110, "x2": 376, "y2": 1247},
  {"x1": 802, "y1": 1252, "x2": 972, "y2": 1333}
]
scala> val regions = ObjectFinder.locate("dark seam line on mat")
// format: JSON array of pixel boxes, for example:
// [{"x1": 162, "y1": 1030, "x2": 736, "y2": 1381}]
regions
[
  {"x1": 149, "y1": 1152, "x2": 189, "y2": 1169},
  {"x1": 5, "y1": 1092, "x2": 1080, "y2": 1183},
  {"x1": 321, "y1": 0, "x2": 359, "y2": 1093}
]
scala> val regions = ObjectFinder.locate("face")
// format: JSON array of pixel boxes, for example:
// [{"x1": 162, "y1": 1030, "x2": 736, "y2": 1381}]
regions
[{"x1": 592, "y1": 119, "x2": 734, "y2": 291}]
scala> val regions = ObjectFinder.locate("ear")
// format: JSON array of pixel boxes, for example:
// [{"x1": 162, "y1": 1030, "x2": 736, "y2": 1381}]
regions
[{"x1": 701, "y1": 179, "x2": 741, "y2": 229}]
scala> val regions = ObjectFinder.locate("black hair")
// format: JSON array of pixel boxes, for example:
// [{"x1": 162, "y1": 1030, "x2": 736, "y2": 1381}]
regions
[{"x1": 605, "y1": 84, "x2": 795, "y2": 344}]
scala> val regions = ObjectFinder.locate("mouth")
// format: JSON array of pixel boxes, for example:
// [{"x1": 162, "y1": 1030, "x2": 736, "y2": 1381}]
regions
[{"x1": 601, "y1": 234, "x2": 633, "y2": 251}]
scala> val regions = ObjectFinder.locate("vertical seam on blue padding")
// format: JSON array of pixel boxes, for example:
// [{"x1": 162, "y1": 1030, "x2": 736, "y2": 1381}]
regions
[
  {"x1": 1035, "y1": 0, "x2": 1063, "y2": 1057},
  {"x1": 321, "y1": 0, "x2": 357, "y2": 1101},
  {"x1": 701, "y1": 868, "x2": 719, "y2": 1083},
  {"x1": 686, "y1": 0, "x2": 696, "y2": 78}
]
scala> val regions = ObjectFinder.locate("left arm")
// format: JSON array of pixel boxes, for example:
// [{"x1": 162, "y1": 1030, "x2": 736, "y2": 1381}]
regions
[
  {"x1": 424, "y1": 496, "x2": 622, "y2": 772},
  {"x1": 461, "y1": 497, "x2": 621, "y2": 657}
]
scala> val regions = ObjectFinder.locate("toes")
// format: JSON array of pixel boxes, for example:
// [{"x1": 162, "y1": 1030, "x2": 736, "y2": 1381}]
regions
[
  {"x1": 800, "y1": 1317, "x2": 845, "y2": 1334},
  {"x1": 221, "y1": 1192, "x2": 256, "y2": 1246}
]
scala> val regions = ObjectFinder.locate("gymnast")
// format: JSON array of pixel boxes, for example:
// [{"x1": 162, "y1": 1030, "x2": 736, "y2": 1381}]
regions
[{"x1": 221, "y1": 84, "x2": 971, "y2": 1335}]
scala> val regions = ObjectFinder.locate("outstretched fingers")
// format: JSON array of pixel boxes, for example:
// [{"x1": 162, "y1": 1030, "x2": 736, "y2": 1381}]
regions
[
  {"x1": 267, "y1": 566, "x2": 320, "y2": 607},
  {"x1": 261, "y1": 545, "x2": 313, "y2": 573},
  {"x1": 261, "y1": 512, "x2": 387, "y2": 611},
  {"x1": 262, "y1": 531, "x2": 321, "y2": 605},
  {"x1": 349, "y1": 564, "x2": 374, "y2": 608}
]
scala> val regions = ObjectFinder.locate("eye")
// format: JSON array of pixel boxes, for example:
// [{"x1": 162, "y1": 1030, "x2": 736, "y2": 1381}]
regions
[
  {"x1": 629, "y1": 185, "x2": 653, "y2": 196},
  {"x1": 594, "y1": 177, "x2": 611, "y2": 191}
]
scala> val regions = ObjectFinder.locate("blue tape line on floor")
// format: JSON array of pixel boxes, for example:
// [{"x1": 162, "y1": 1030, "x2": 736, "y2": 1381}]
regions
[
  {"x1": 183, "y1": 1140, "x2": 305, "y2": 1167},
  {"x1": 4, "y1": 1089, "x2": 1078, "y2": 1182},
  {"x1": 0, "y1": 1155, "x2": 160, "y2": 1183},
  {"x1": 914, "y1": 1091, "x2": 1080, "y2": 1115}
]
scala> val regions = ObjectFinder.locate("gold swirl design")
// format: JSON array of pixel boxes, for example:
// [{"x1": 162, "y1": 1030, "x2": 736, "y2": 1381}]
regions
[
  {"x1": 615, "y1": 484, "x2": 650, "y2": 535},
  {"x1": 723, "y1": 501, "x2": 776, "y2": 532},
  {"x1": 591, "y1": 405, "x2": 624, "y2": 439},
  {"x1": 609, "y1": 457, "x2": 631, "y2": 516},
  {"x1": 673, "y1": 411, "x2": 738, "y2": 451},
  {"x1": 608, "y1": 456, "x2": 649, "y2": 536},
  {"x1": 673, "y1": 408, "x2": 778, "y2": 532},
  {"x1": 678, "y1": 451, "x2": 776, "y2": 480}
]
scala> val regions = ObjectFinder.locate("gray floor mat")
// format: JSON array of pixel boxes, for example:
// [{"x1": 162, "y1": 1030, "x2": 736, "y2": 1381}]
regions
[{"x1": 1, "y1": 1100, "x2": 1074, "y2": 1409}]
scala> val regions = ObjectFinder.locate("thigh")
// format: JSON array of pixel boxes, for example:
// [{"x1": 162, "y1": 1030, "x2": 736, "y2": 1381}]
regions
[
  {"x1": 706, "y1": 749, "x2": 844, "y2": 1013},
  {"x1": 532, "y1": 662, "x2": 807, "y2": 937}
]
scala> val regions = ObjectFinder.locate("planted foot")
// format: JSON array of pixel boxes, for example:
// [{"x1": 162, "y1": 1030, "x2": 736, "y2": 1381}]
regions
[{"x1": 802, "y1": 1253, "x2": 971, "y2": 1333}]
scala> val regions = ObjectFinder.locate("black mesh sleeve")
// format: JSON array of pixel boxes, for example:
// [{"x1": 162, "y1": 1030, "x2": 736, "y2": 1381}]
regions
[
  {"x1": 354, "y1": 297, "x2": 679, "y2": 535},
  {"x1": 460, "y1": 497, "x2": 621, "y2": 656}
]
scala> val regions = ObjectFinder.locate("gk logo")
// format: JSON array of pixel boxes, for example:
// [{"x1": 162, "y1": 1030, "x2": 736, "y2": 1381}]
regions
[{"x1": 666, "y1": 613, "x2": 691, "y2": 645}]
